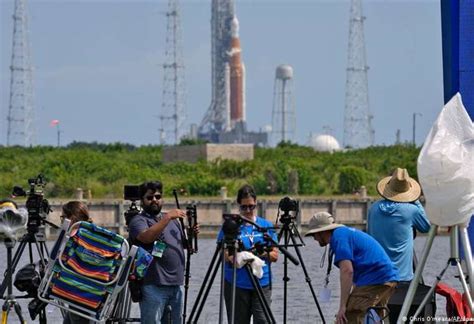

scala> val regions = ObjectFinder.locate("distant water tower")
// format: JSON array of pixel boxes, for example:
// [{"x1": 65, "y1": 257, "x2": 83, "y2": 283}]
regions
[{"x1": 272, "y1": 64, "x2": 295, "y2": 146}]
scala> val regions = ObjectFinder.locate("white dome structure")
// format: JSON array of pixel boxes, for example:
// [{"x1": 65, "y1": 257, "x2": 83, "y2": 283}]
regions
[{"x1": 310, "y1": 134, "x2": 341, "y2": 152}]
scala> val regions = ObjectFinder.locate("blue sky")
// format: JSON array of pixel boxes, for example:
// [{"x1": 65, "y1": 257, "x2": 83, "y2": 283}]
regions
[{"x1": 0, "y1": 0, "x2": 443, "y2": 147}]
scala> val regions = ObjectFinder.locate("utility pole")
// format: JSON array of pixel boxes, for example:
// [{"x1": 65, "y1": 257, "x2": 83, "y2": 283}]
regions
[{"x1": 412, "y1": 112, "x2": 422, "y2": 145}]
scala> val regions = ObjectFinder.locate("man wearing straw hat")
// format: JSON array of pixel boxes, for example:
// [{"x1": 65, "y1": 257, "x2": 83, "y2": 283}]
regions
[
  {"x1": 367, "y1": 168, "x2": 430, "y2": 282},
  {"x1": 305, "y1": 212, "x2": 398, "y2": 324}
]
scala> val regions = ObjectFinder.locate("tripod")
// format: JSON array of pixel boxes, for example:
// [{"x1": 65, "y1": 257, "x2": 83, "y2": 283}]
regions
[
  {"x1": 398, "y1": 225, "x2": 474, "y2": 323},
  {"x1": 0, "y1": 223, "x2": 53, "y2": 324},
  {"x1": 1, "y1": 238, "x2": 26, "y2": 324},
  {"x1": 105, "y1": 284, "x2": 140, "y2": 323},
  {"x1": 277, "y1": 210, "x2": 326, "y2": 324},
  {"x1": 188, "y1": 238, "x2": 276, "y2": 324}
]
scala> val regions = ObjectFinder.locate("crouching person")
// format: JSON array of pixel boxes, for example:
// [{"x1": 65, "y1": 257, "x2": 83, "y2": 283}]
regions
[{"x1": 305, "y1": 212, "x2": 399, "y2": 324}]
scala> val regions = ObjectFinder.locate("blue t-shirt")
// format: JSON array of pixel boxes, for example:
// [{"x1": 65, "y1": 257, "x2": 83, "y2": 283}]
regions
[
  {"x1": 331, "y1": 226, "x2": 399, "y2": 286},
  {"x1": 217, "y1": 217, "x2": 277, "y2": 289},
  {"x1": 129, "y1": 212, "x2": 185, "y2": 286},
  {"x1": 367, "y1": 199, "x2": 430, "y2": 281}
]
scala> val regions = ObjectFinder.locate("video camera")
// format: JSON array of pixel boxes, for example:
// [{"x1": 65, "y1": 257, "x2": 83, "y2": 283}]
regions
[
  {"x1": 12, "y1": 174, "x2": 52, "y2": 230},
  {"x1": 123, "y1": 185, "x2": 141, "y2": 226},
  {"x1": 278, "y1": 196, "x2": 298, "y2": 218},
  {"x1": 222, "y1": 213, "x2": 243, "y2": 244}
]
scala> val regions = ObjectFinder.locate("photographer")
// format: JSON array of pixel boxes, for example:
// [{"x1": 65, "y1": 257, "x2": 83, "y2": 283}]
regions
[
  {"x1": 128, "y1": 181, "x2": 198, "y2": 324},
  {"x1": 60, "y1": 201, "x2": 93, "y2": 324},
  {"x1": 217, "y1": 184, "x2": 278, "y2": 324}
]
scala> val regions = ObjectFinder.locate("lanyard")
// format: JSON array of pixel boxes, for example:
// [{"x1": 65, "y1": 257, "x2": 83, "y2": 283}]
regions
[{"x1": 324, "y1": 248, "x2": 334, "y2": 288}]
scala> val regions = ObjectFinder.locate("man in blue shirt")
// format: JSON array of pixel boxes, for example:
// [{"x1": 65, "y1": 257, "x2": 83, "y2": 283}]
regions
[
  {"x1": 367, "y1": 168, "x2": 430, "y2": 282},
  {"x1": 306, "y1": 212, "x2": 398, "y2": 324},
  {"x1": 217, "y1": 185, "x2": 278, "y2": 324}
]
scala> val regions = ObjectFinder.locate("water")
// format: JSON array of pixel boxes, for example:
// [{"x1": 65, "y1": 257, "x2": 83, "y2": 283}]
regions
[{"x1": 0, "y1": 235, "x2": 464, "y2": 323}]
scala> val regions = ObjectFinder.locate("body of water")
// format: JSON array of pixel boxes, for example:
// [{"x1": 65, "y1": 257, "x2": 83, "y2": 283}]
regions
[{"x1": 0, "y1": 234, "x2": 466, "y2": 323}]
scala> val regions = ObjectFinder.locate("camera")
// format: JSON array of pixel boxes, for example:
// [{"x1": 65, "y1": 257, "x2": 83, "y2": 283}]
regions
[
  {"x1": 123, "y1": 185, "x2": 141, "y2": 226},
  {"x1": 12, "y1": 174, "x2": 51, "y2": 230},
  {"x1": 124, "y1": 185, "x2": 141, "y2": 201},
  {"x1": 222, "y1": 213, "x2": 243, "y2": 243},
  {"x1": 278, "y1": 196, "x2": 299, "y2": 214}
]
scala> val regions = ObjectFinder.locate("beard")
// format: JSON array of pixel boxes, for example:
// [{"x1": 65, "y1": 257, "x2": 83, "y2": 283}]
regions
[{"x1": 143, "y1": 203, "x2": 162, "y2": 216}]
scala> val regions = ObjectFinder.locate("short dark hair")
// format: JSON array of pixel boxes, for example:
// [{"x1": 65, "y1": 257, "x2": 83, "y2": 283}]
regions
[
  {"x1": 139, "y1": 181, "x2": 163, "y2": 199},
  {"x1": 236, "y1": 184, "x2": 257, "y2": 204}
]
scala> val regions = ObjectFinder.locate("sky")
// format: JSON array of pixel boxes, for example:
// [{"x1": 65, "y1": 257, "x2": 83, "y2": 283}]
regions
[{"x1": 0, "y1": 0, "x2": 444, "y2": 147}]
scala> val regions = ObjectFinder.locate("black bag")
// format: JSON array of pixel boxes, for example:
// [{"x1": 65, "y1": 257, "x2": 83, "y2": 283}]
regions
[
  {"x1": 388, "y1": 282, "x2": 436, "y2": 323},
  {"x1": 128, "y1": 279, "x2": 143, "y2": 303}
]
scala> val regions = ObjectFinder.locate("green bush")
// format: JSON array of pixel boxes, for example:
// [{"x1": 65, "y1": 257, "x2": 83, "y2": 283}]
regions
[
  {"x1": 0, "y1": 143, "x2": 419, "y2": 198},
  {"x1": 338, "y1": 166, "x2": 370, "y2": 194}
]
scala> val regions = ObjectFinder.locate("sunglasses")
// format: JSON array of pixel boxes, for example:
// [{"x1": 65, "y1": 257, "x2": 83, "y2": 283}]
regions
[
  {"x1": 239, "y1": 204, "x2": 257, "y2": 211},
  {"x1": 145, "y1": 194, "x2": 162, "y2": 201}
]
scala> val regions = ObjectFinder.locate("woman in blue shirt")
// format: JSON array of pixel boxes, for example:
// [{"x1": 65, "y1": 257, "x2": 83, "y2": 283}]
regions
[{"x1": 217, "y1": 185, "x2": 279, "y2": 324}]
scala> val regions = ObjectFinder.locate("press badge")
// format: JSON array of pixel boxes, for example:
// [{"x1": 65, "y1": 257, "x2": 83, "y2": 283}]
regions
[
  {"x1": 152, "y1": 241, "x2": 167, "y2": 258},
  {"x1": 319, "y1": 287, "x2": 331, "y2": 303}
]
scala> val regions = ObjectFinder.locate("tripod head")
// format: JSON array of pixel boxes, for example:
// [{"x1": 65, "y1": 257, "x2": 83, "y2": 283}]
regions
[
  {"x1": 223, "y1": 213, "x2": 300, "y2": 265},
  {"x1": 222, "y1": 214, "x2": 243, "y2": 254},
  {"x1": 123, "y1": 185, "x2": 142, "y2": 226}
]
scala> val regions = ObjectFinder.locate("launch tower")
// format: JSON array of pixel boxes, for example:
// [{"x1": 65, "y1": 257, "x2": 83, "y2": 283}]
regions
[
  {"x1": 343, "y1": 0, "x2": 374, "y2": 148},
  {"x1": 6, "y1": 0, "x2": 35, "y2": 146}
]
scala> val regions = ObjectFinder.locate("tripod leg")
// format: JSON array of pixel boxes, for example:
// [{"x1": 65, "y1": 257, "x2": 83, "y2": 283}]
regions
[
  {"x1": 288, "y1": 230, "x2": 326, "y2": 324},
  {"x1": 0, "y1": 240, "x2": 28, "y2": 297},
  {"x1": 282, "y1": 229, "x2": 289, "y2": 324},
  {"x1": 13, "y1": 303, "x2": 26, "y2": 324},
  {"x1": 460, "y1": 225, "x2": 474, "y2": 292},
  {"x1": 456, "y1": 260, "x2": 474, "y2": 311},
  {"x1": 244, "y1": 264, "x2": 276, "y2": 324},
  {"x1": 408, "y1": 259, "x2": 450, "y2": 324},
  {"x1": 188, "y1": 243, "x2": 221, "y2": 324},
  {"x1": 398, "y1": 225, "x2": 437, "y2": 323}
]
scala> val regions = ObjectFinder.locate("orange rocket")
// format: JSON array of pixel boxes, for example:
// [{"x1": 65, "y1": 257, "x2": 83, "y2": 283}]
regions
[{"x1": 228, "y1": 15, "x2": 245, "y2": 127}]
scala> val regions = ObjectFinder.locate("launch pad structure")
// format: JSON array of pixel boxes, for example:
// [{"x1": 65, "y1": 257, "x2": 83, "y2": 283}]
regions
[{"x1": 198, "y1": 0, "x2": 267, "y2": 146}]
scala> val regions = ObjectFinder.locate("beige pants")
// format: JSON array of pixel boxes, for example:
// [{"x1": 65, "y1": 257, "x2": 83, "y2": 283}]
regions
[{"x1": 346, "y1": 282, "x2": 397, "y2": 324}]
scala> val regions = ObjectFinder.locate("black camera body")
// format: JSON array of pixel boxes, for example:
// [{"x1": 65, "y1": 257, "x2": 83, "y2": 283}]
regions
[
  {"x1": 278, "y1": 196, "x2": 299, "y2": 214},
  {"x1": 222, "y1": 213, "x2": 243, "y2": 244},
  {"x1": 124, "y1": 185, "x2": 141, "y2": 201},
  {"x1": 123, "y1": 185, "x2": 142, "y2": 226},
  {"x1": 12, "y1": 174, "x2": 51, "y2": 230}
]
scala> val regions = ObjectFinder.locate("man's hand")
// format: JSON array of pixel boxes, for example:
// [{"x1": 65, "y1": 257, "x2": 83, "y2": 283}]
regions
[
  {"x1": 336, "y1": 306, "x2": 347, "y2": 324},
  {"x1": 165, "y1": 209, "x2": 186, "y2": 220},
  {"x1": 193, "y1": 223, "x2": 200, "y2": 234}
]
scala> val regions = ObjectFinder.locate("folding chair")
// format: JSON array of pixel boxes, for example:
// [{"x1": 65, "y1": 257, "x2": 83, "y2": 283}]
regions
[{"x1": 38, "y1": 220, "x2": 137, "y2": 323}]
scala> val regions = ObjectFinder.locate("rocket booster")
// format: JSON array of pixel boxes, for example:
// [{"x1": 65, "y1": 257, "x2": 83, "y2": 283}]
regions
[{"x1": 229, "y1": 15, "x2": 245, "y2": 126}]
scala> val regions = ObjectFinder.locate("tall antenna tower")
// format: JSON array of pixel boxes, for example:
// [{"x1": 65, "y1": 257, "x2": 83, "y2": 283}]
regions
[
  {"x1": 6, "y1": 0, "x2": 35, "y2": 146},
  {"x1": 272, "y1": 64, "x2": 296, "y2": 145},
  {"x1": 343, "y1": 0, "x2": 374, "y2": 148},
  {"x1": 159, "y1": 0, "x2": 186, "y2": 145},
  {"x1": 198, "y1": 0, "x2": 234, "y2": 142}
]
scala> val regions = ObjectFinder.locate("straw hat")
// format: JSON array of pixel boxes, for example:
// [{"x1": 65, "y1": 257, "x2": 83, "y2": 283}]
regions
[
  {"x1": 376, "y1": 168, "x2": 421, "y2": 203},
  {"x1": 304, "y1": 212, "x2": 344, "y2": 237}
]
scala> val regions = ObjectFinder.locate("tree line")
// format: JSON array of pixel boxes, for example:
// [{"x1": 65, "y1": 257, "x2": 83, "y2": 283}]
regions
[{"x1": 0, "y1": 142, "x2": 420, "y2": 199}]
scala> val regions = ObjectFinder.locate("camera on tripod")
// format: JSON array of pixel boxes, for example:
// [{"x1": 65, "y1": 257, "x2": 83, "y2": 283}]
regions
[
  {"x1": 222, "y1": 213, "x2": 243, "y2": 244},
  {"x1": 123, "y1": 185, "x2": 141, "y2": 226},
  {"x1": 12, "y1": 174, "x2": 52, "y2": 230},
  {"x1": 278, "y1": 196, "x2": 299, "y2": 219}
]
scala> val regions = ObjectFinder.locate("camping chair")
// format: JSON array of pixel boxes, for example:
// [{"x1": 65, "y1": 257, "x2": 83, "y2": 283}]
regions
[{"x1": 38, "y1": 220, "x2": 137, "y2": 323}]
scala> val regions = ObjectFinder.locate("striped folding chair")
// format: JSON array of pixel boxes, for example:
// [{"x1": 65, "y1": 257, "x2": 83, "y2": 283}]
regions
[{"x1": 38, "y1": 220, "x2": 137, "y2": 323}]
